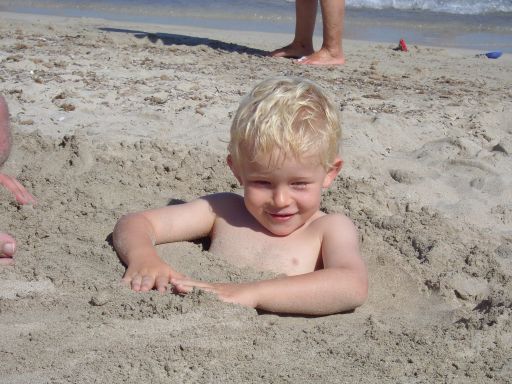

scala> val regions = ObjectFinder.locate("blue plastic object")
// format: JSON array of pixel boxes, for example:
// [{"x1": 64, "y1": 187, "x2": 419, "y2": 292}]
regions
[{"x1": 485, "y1": 51, "x2": 502, "y2": 59}]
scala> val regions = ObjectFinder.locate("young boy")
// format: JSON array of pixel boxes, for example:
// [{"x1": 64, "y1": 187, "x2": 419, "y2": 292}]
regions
[{"x1": 113, "y1": 77, "x2": 367, "y2": 315}]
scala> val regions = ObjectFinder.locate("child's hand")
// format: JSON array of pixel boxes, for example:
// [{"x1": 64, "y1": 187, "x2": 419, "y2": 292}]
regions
[
  {"x1": 122, "y1": 257, "x2": 185, "y2": 293},
  {"x1": 171, "y1": 277, "x2": 259, "y2": 309}
]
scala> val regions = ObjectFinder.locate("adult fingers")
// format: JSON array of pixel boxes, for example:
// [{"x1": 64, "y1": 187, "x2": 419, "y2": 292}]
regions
[
  {"x1": 0, "y1": 235, "x2": 16, "y2": 257},
  {"x1": 0, "y1": 174, "x2": 36, "y2": 205},
  {"x1": 0, "y1": 257, "x2": 14, "y2": 265},
  {"x1": 11, "y1": 178, "x2": 37, "y2": 205}
]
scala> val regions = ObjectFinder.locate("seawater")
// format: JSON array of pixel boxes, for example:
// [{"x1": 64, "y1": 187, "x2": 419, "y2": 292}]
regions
[
  {"x1": 3, "y1": 0, "x2": 511, "y2": 16},
  {"x1": 1, "y1": 0, "x2": 511, "y2": 52}
]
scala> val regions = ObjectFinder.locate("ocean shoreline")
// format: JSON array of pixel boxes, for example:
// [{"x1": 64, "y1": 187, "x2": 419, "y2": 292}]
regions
[{"x1": 1, "y1": 2, "x2": 511, "y2": 53}]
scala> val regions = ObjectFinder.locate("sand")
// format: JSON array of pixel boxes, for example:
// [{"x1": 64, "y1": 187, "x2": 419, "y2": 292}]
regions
[{"x1": 1, "y1": 11, "x2": 511, "y2": 383}]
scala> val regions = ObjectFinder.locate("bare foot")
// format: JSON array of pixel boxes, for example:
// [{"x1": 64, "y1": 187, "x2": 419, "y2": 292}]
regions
[
  {"x1": 0, "y1": 172, "x2": 37, "y2": 205},
  {"x1": 295, "y1": 48, "x2": 345, "y2": 65},
  {"x1": 0, "y1": 232, "x2": 16, "y2": 265},
  {"x1": 269, "y1": 42, "x2": 314, "y2": 59}
]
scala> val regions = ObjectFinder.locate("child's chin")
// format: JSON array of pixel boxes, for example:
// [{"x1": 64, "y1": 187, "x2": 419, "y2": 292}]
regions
[
  {"x1": 264, "y1": 224, "x2": 298, "y2": 237},
  {"x1": 256, "y1": 215, "x2": 304, "y2": 236}
]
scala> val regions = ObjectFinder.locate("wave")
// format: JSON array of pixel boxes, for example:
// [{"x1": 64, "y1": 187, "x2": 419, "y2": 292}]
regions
[{"x1": 344, "y1": 0, "x2": 512, "y2": 15}]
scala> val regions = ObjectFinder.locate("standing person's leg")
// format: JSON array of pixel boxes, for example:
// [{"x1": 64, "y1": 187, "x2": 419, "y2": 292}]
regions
[
  {"x1": 270, "y1": 0, "x2": 317, "y2": 58},
  {"x1": 298, "y1": 0, "x2": 345, "y2": 65}
]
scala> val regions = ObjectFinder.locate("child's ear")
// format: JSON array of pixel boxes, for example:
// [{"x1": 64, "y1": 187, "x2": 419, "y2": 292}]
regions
[
  {"x1": 227, "y1": 154, "x2": 243, "y2": 185},
  {"x1": 322, "y1": 157, "x2": 343, "y2": 188}
]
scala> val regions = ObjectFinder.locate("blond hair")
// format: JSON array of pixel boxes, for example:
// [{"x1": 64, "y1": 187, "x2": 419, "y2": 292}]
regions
[{"x1": 228, "y1": 77, "x2": 341, "y2": 169}]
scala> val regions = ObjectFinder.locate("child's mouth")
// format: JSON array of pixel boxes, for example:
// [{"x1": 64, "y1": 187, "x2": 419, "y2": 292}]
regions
[{"x1": 268, "y1": 212, "x2": 295, "y2": 222}]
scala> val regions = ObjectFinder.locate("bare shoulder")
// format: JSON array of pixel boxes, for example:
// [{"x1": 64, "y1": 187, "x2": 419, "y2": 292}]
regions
[{"x1": 313, "y1": 213, "x2": 362, "y2": 268}]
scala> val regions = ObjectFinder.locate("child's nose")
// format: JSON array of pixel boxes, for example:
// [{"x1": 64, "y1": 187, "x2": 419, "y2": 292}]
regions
[{"x1": 272, "y1": 186, "x2": 291, "y2": 207}]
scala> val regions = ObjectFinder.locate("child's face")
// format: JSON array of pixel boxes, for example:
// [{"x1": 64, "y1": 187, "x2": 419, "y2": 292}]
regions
[{"x1": 229, "y1": 151, "x2": 342, "y2": 236}]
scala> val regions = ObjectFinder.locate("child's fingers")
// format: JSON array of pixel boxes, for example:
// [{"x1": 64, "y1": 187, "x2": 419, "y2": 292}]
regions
[
  {"x1": 128, "y1": 274, "x2": 143, "y2": 290},
  {"x1": 172, "y1": 283, "x2": 193, "y2": 294},
  {"x1": 122, "y1": 269, "x2": 175, "y2": 292},
  {"x1": 172, "y1": 277, "x2": 199, "y2": 288},
  {"x1": 172, "y1": 278, "x2": 217, "y2": 294},
  {"x1": 121, "y1": 272, "x2": 134, "y2": 286},
  {"x1": 128, "y1": 273, "x2": 155, "y2": 291},
  {"x1": 170, "y1": 278, "x2": 193, "y2": 292},
  {"x1": 155, "y1": 275, "x2": 170, "y2": 292},
  {"x1": 121, "y1": 268, "x2": 138, "y2": 284},
  {"x1": 139, "y1": 275, "x2": 156, "y2": 292}
]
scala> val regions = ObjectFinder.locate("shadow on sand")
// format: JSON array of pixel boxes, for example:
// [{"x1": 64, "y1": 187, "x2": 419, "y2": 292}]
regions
[{"x1": 99, "y1": 27, "x2": 267, "y2": 56}]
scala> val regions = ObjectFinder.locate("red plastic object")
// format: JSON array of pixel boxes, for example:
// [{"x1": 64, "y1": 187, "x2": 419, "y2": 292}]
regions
[{"x1": 399, "y1": 39, "x2": 408, "y2": 52}]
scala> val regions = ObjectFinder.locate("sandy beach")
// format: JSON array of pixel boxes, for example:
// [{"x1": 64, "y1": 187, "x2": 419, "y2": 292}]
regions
[{"x1": 1, "y1": 10, "x2": 511, "y2": 383}]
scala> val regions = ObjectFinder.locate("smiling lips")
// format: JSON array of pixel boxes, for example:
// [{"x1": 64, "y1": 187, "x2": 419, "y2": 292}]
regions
[{"x1": 268, "y1": 212, "x2": 296, "y2": 222}]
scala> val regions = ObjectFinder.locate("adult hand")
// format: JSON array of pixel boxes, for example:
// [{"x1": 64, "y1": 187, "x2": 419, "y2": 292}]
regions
[{"x1": 0, "y1": 172, "x2": 37, "y2": 205}]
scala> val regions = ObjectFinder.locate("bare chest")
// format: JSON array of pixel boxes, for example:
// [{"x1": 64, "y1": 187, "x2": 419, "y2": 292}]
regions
[{"x1": 208, "y1": 219, "x2": 322, "y2": 275}]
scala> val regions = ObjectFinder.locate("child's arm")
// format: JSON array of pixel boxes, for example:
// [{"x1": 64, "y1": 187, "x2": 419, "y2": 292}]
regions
[
  {"x1": 172, "y1": 214, "x2": 368, "y2": 315},
  {"x1": 113, "y1": 196, "x2": 217, "y2": 292}
]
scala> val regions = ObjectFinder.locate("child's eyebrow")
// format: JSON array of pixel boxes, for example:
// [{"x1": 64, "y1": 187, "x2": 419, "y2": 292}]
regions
[{"x1": 246, "y1": 172, "x2": 273, "y2": 178}]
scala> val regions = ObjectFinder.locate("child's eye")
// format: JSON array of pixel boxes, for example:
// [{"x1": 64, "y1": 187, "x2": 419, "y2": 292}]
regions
[{"x1": 292, "y1": 182, "x2": 309, "y2": 189}]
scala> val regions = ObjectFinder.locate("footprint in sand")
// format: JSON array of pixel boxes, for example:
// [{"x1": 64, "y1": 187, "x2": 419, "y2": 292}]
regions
[
  {"x1": 469, "y1": 174, "x2": 504, "y2": 194},
  {"x1": 389, "y1": 169, "x2": 422, "y2": 185},
  {"x1": 412, "y1": 137, "x2": 487, "y2": 162},
  {"x1": 412, "y1": 138, "x2": 461, "y2": 161},
  {"x1": 412, "y1": 138, "x2": 505, "y2": 193}
]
